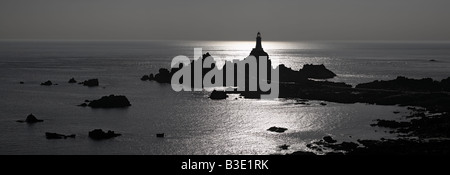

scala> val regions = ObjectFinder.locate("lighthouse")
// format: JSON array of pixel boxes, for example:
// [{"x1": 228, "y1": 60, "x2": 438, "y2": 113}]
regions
[
  {"x1": 255, "y1": 32, "x2": 263, "y2": 50},
  {"x1": 250, "y1": 32, "x2": 269, "y2": 60}
]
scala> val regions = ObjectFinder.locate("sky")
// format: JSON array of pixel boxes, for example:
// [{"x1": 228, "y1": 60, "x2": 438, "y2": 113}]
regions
[{"x1": 1, "y1": 0, "x2": 450, "y2": 41}]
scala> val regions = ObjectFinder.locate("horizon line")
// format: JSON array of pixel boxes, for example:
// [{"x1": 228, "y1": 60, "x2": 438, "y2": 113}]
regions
[{"x1": 2, "y1": 38, "x2": 450, "y2": 43}]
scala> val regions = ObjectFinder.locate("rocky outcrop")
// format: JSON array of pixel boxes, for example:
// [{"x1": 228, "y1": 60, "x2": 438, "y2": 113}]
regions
[
  {"x1": 154, "y1": 68, "x2": 171, "y2": 83},
  {"x1": 278, "y1": 144, "x2": 290, "y2": 150},
  {"x1": 16, "y1": 114, "x2": 43, "y2": 123},
  {"x1": 68, "y1": 78, "x2": 77, "y2": 83},
  {"x1": 355, "y1": 76, "x2": 450, "y2": 92},
  {"x1": 143, "y1": 33, "x2": 338, "y2": 87},
  {"x1": 87, "y1": 95, "x2": 131, "y2": 108},
  {"x1": 140, "y1": 75, "x2": 149, "y2": 81},
  {"x1": 40, "y1": 80, "x2": 53, "y2": 86},
  {"x1": 323, "y1": 136, "x2": 337, "y2": 143},
  {"x1": 80, "y1": 79, "x2": 99, "y2": 87},
  {"x1": 267, "y1": 126, "x2": 288, "y2": 133},
  {"x1": 299, "y1": 64, "x2": 336, "y2": 79},
  {"x1": 88, "y1": 129, "x2": 121, "y2": 140},
  {"x1": 209, "y1": 90, "x2": 228, "y2": 100}
]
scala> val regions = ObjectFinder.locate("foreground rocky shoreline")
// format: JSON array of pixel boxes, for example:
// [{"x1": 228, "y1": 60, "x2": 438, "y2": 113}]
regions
[{"x1": 284, "y1": 77, "x2": 450, "y2": 155}]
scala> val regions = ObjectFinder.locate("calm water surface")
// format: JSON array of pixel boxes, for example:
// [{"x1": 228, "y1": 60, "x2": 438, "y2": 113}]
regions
[{"x1": 0, "y1": 40, "x2": 449, "y2": 154}]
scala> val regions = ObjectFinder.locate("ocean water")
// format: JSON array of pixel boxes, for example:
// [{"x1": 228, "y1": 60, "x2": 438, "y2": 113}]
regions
[{"x1": 0, "y1": 40, "x2": 449, "y2": 155}]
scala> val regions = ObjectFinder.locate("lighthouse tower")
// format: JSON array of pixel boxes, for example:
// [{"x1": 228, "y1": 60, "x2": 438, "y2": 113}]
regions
[
  {"x1": 255, "y1": 32, "x2": 263, "y2": 50},
  {"x1": 250, "y1": 32, "x2": 269, "y2": 60}
]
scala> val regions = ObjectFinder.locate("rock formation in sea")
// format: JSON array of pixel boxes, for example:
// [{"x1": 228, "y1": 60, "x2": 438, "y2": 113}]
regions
[
  {"x1": 267, "y1": 126, "x2": 288, "y2": 133},
  {"x1": 80, "y1": 79, "x2": 99, "y2": 87},
  {"x1": 16, "y1": 113, "x2": 44, "y2": 123},
  {"x1": 355, "y1": 76, "x2": 450, "y2": 92},
  {"x1": 209, "y1": 90, "x2": 228, "y2": 100},
  {"x1": 88, "y1": 129, "x2": 121, "y2": 140},
  {"x1": 143, "y1": 32, "x2": 337, "y2": 91},
  {"x1": 40, "y1": 80, "x2": 53, "y2": 86},
  {"x1": 68, "y1": 78, "x2": 77, "y2": 83},
  {"x1": 86, "y1": 95, "x2": 131, "y2": 108}
]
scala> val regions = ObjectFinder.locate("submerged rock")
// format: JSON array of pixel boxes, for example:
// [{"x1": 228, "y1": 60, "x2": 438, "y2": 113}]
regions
[
  {"x1": 209, "y1": 90, "x2": 228, "y2": 100},
  {"x1": 156, "y1": 133, "x2": 165, "y2": 138},
  {"x1": 40, "y1": 80, "x2": 53, "y2": 86},
  {"x1": 267, "y1": 126, "x2": 288, "y2": 133},
  {"x1": 45, "y1": 132, "x2": 76, "y2": 139},
  {"x1": 80, "y1": 79, "x2": 99, "y2": 87},
  {"x1": 16, "y1": 113, "x2": 44, "y2": 123},
  {"x1": 87, "y1": 95, "x2": 131, "y2": 108},
  {"x1": 88, "y1": 129, "x2": 121, "y2": 140},
  {"x1": 279, "y1": 144, "x2": 290, "y2": 150},
  {"x1": 19, "y1": 81, "x2": 24, "y2": 84}
]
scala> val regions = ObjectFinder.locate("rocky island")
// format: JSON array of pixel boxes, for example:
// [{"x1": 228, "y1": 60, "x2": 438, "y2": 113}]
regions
[{"x1": 83, "y1": 95, "x2": 131, "y2": 108}]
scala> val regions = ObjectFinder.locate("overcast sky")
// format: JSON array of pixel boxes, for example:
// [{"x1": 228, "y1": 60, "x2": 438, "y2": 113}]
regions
[{"x1": 1, "y1": 0, "x2": 450, "y2": 41}]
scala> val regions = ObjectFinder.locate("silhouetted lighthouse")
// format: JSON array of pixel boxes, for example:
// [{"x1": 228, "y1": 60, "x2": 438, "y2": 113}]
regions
[
  {"x1": 255, "y1": 32, "x2": 263, "y2": 50},
  {"x1": 250, "y1": 32, "x2": 269, "y2": 60}
]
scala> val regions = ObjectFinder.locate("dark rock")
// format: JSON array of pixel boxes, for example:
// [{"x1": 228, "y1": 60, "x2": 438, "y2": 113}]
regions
[
  {"x1": 334, "y1": 142, "x2": 359, "y2": 151},
  {"x1": 141, "y1": 75, "x2": 149, "y2": 81},
  {"x1": 429, "y1": 59, "x2": 436, "y2": 62},
  {"x1": 156, "y1": 133, "x2": 165, "y2": 138},
  {"x1": 68, "y1": 78, "x2": 77, "y2": 83},
  {"x1": 87, "y1": 95, "x2": 131, "y2": 108},
  {"x1": 154, "y1": 68, "x2": 171, "y2": 83},
  {"x1": 323, "y1": 136, "x2": 337, "y2": 143},
  {"x1": 278, "y1": 144, "x2": 290, "y2": 150},
  {"x1": 393, "y1": 111, "x2": 400, "y2": 114},
  {"x1": 209, "y1": 90, "x2": 228, "y2": 100},
  {"x1": 16, "y1": 113, "x2": 43, "y2": 123},
  {"x1": 19, "y1": 81, "x2": 24, "y2": 84},
  {"x1": 320, "y1": 102, "x2": 327, "y2": 106},
  {"x1": 88, "y1": 129, "x2": 121, "y2": 140},
  {"x1": 45, "y1": 132, "x2": 76, "y2": 139},
  {"x1": 40, "y1": 80, "x2": 53, "y2": 86},
  {"x1": 81, "y1": 79, "x2": 99, "y2": 87},
  {"x1": 355, "y1": 76, "x2": 443, "y2": 92},
  {"x1": 299, "y1": 64, "x2": 337, "y2": 79},
  {"x1": 149, "y1": 74, "x2": 154, "y2": 81},
  {"x1": 267, "y1": 126, "x2": 288, "y2": 133}
]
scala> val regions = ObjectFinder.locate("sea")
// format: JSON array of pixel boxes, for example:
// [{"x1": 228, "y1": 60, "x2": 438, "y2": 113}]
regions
[{"x1": 0, "y1": 40, "x2": 449, "y2": 155}]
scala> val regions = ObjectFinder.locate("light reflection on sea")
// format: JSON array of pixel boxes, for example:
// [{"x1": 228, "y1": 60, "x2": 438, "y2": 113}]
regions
[{"x1": 0, "y1": 40, "x2": 448, "y2": 154}]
